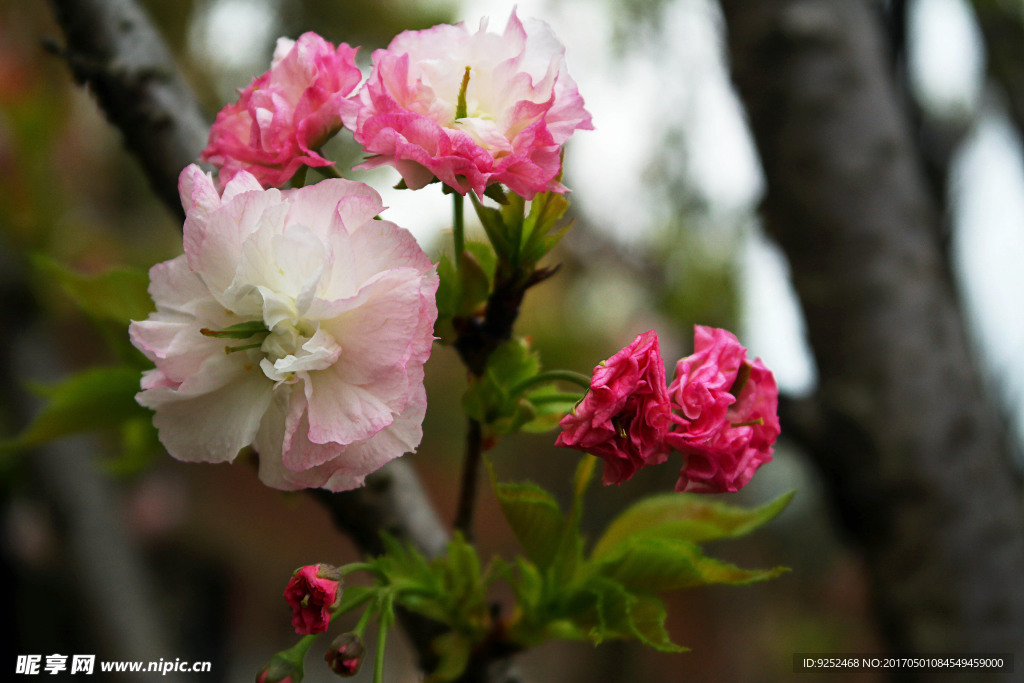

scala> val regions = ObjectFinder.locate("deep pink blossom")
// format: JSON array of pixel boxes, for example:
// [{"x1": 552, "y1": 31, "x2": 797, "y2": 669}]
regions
[
  {"x1": 555, "y1": 331, "x2": 671, "y2": 485},
  {"x1": 130, "y1": 165, "x2": 438, "y2": 491},
  {"x1": 340, "y1": 11, "x2": 593, "y2": 199},
  {"x1": 202, "y1": 33, "x2": 362, "y2": 188},
  {"x1": 666, "y1": 326, "x2": 780, "y2": 493},
  {"x1": 284, "y1": 564, "x2": 342, "y2": 635}
]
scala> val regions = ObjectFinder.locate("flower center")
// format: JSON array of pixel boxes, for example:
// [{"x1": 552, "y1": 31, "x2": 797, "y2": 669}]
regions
[
  {"x1": 258, "y1": 315, "x2": 340, "y2": 384},
  {"x1": 261, "y1": 318, "x2": 317, "y2": 364}
]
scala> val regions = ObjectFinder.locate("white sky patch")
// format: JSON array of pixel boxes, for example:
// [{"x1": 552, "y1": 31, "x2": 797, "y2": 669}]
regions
[
  {"x1": 189, "y1": 0, "x2": 279, "y2": 72},
  {"x1": 952, "y1": 109, "x2": 1024, "y2": 448},
  {"x1": 908, "y1": 0, "x2": 984, "y2": 118},
  {"x1": 739, "y1": 231, "x2": 817, "y2": 396}
]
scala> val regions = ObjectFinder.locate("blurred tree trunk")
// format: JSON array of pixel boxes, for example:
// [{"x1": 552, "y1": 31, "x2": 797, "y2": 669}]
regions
[{"x1": 720, "y1": 0, "x2": 1024, "y2": 673}]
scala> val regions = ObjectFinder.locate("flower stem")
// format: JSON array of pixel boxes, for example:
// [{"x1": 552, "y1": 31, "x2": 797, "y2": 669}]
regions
[
  {"x1": 372, "y1": 595, "x2": 393, "y2": 683},
  {"x1": 453, "y1": 191, "x2": 466, "y2": 263},
  {"x1": 453, "y1": 417, "x2": 483, "y2": 541},
  {"x1": 509, "y1": 369, "x2": 592, "y2": 396}
]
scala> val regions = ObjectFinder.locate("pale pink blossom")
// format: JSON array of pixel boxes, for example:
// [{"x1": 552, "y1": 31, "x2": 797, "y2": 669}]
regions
[
  {"x1": 202, "y1": 33, "x2": 362, "y2": 188},
  {"x1": 555, "y1": 331, "x2": 671, "y2": 485},
  {"x1": 666, "y1": 326, "x2": 780, "y2": 493},
  {"x1": 341, "y1": 11, "x2": 593, "y2": 199},
  {"x1": 284, "y1": 564, "x2": 342, "y2": 634},
  {"x1": 129, "y1": 164, "x2": 438, "y2": 491}
]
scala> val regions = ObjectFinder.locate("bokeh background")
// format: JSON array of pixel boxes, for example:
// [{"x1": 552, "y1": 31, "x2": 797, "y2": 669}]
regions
[{"x1": 2, "y1": 0, "x2": 1022, "y2": 680}]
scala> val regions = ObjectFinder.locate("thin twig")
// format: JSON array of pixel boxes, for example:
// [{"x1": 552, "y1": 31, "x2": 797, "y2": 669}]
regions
[{"x1": 453, "y1": 417, "x2": 484, "y2": 540}]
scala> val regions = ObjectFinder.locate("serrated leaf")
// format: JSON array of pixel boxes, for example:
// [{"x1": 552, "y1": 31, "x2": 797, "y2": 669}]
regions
[
  {"x1": 625, "y1": 593, "x2": 688, "y2": 653},
  {"x1": 493, "y1": 479, "x2": 566, "y2": 570},
  {"x1": 596, "y1": 536, "x2": 788, "y2": 592},
  {"x1": 591, "y1": 491, "x2": 795, "y2": 559},
  {"x1": 34, "y1": 255, "x2": 153, "y2": 324},
  {"x1": 5, "y1": 366, "x2": 148, "y2": 451},
  {"x1": 376, "y1": 534, "x2": 440, "y2": 594}
]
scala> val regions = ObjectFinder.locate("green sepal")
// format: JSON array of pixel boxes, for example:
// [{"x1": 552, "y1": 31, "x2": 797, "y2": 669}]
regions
[{"x1": 483, "y1": 184, "x2": 510, "y2": 205}]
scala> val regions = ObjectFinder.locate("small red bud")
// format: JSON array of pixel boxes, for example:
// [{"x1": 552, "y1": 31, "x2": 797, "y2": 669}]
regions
[{"x1": 324, "y1": 633, "x2": 365, "y2": 677}]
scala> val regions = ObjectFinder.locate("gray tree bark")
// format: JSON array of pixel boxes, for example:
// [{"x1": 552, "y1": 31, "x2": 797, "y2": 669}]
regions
[{"x1": 720, "y1": 0, "x2": 1024, "y2": 674}]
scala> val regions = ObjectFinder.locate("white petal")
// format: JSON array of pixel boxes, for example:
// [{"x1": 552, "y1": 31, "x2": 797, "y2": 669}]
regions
[{"x1": 140, "y1": 359, "x2": 272, "y2": 463}]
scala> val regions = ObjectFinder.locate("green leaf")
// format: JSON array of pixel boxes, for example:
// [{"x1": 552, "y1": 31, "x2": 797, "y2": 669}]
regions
[
  {"x1": 470, "y1": 195, "x2": 514, "y2": 259},
  {"x1": 428, "y1": 632, "x2": 472, "y2": 682},
  {"x1": 34, "y1": 255, "x2": 153, "y2": 324},
  {"x1": 595, "y1": 536, "x2": 788, "y2": 592},
  {"x1": 456, "y1": 248, "x2": 491, "y2": 316},
  {"x1": 5, "y1": 366, "x2": 148, "y2": 451},
  {"x1": 573, "y1": 575, "x2": 684, "y2": 651},
  {"x1": 520, "y1": 191, "x2": 572, "y2": 265},
  {"x1": 623, "y1": 593, "x2": 688, "y2": 653},
  {"x1": 550, "y1": 456, "x2": 596, "y2": 589},
  {"x1": 461, "y1": 338, "x2": 541, "y2": 433},
  {"x1": 436, "y1": 253, "x2": 459, "y2": 319},
  {"x1": 103, "y1": 416, "x2": 159, "y2": 476},
  {"x1": 591, "y1": 491, "x2": 795, "y2": 559},
  {"x1": 375, "y1": 534, "x2": 440, "y2": 595},
  {"x1": 463, "y1": 241, "x2": 497, "y2": 284},
  {"x1": 493, "y1": 478, "x2": 566, "y2": 570},
  {"x1": 510, "y1": 556, "x2": 544, "y2": 612}
]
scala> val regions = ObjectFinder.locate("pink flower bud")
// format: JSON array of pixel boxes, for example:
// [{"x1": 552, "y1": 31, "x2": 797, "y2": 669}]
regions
[
  {"x1": 256, "y1": 652, "x2": 303, "y2": 683},
  {"x1": 555, "y1": 330, "x2": 672, "y2": 485},
  {"x1": 324, "y1": 633, "x2": 365, "y2": 677},
  {"x1": 284, "y1": 564, "x2": 343, "y2": 635}
]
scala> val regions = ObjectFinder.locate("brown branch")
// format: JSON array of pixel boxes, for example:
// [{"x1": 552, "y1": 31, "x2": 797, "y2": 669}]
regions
[
  {"x1": 46, "y1": 0, "x2": 210, "y2": 221},
  {"x1": 721, "y1": 0, "x2": 1024, "y2": 673}
]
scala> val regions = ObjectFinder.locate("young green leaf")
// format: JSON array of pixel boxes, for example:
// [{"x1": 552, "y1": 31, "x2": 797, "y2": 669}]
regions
[
  {"x1": 594, "y1": 536, "x2": 788, "y2": 592},
  {"x1": 34, "y1": 255, "x2": 153, "y2": 324},
  {"x1": 591, "y1": 490, "x2": 794, "y2": 559},
  {"x1": 5, "y1": 366, "x2": 148, "y2": 451},
  {"x1": 493, "y1": 478, "x2": 567, "y2": 570},
  {"x1": 428, "y1": 632, "x2": 472, "y2": 682}
]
